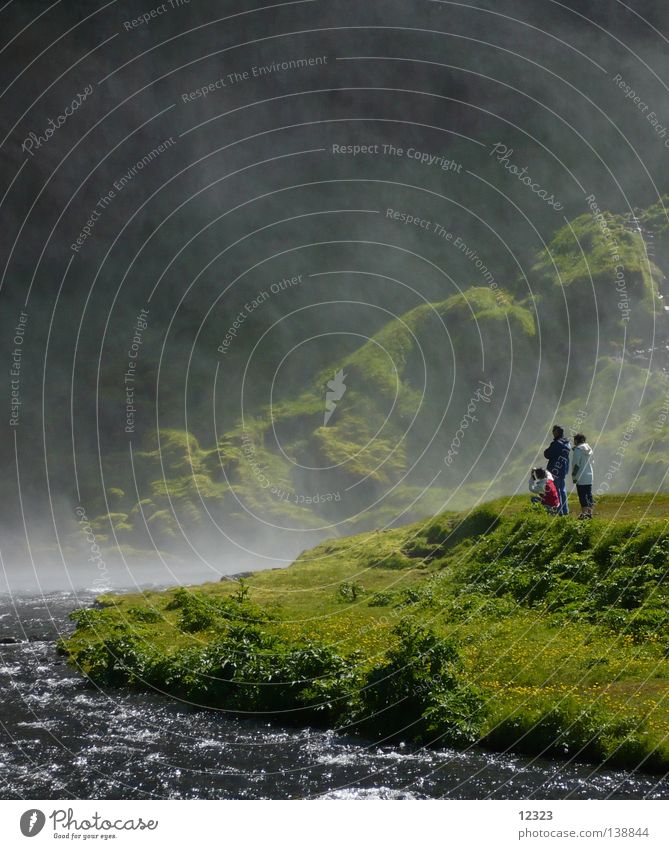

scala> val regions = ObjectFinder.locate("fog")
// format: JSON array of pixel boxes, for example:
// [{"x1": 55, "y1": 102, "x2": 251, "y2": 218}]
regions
[{"x1": 1, "y1": 0, "x2": 668, "y2": 591}]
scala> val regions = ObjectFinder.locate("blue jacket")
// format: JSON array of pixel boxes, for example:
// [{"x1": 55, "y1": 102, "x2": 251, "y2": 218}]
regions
[{"x1": 544, "y1": 437, "x2": 571, "y2": 478}]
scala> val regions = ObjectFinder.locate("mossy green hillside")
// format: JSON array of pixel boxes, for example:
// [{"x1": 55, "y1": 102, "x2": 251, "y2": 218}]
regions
[
  {"x1": 531, "y1": 210, "x2": 660, "y2": 338},
  {"x1": 87, "y1": 198, "x2": 669, "y2": 552},
  {"x1": 93, "y1": 355, "x2": 669, "y2": 553},
  {"x1": 92, "y1": 286, "x2": 535, "y2": 548},
  {"x1": 62, "y1": 494, "x2": 669, "y2": 773}
]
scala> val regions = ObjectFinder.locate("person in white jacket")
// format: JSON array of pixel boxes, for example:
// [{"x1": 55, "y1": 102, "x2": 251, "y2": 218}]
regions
[{"x1": 572, "y1": 433, "x2": 594, "y2": 518}]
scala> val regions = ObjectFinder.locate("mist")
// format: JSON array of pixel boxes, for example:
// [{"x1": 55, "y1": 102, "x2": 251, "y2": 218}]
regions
[{"x1": 2, "y1": 0, "x2": 669, "y2": 592}]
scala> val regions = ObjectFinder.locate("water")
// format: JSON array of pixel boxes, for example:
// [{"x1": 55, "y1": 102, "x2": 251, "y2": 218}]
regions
[{"x1": 1, "y1": 593, "x2": 667, "y2": 800}]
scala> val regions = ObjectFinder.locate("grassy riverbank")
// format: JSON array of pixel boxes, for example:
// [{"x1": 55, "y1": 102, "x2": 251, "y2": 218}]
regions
[{"x1": 60, "y1": 494, "x2": 669, "y2": 773}]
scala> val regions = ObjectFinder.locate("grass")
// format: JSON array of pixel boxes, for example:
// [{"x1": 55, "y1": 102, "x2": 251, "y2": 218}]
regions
[{"x1": 60, "y1": 493, "x2": 669, "y2": 773}]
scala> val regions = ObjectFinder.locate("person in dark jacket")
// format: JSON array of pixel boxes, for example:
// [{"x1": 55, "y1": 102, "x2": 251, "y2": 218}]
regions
[{"x1": 543, "y1": 425, "x2": 571, "y2": 515}]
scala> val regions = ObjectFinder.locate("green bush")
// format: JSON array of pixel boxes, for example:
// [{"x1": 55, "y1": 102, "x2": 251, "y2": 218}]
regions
[
  {"x1": 356, "y1": 621, "x2": 486, "y2": 745},
  {"x1": 368, "y1": 591, "x2": 394, "y2": 607},
  {"x1": 541, "y1": 580, "x2": 590, "y2": 614},
  {"x1": 549, "y1": 553, "x2": 600, "y2": 585},
  {"x1": 76, "y1": 630, "x2": 160, "y2": 688},
  {"x1": 126, "y1": 606, "x2": 162, "y2": 623},
  {"x1": 89, "y1": 623, "x2": 359, "y2": 721},
  {"x1": 394, "y1": 587, "x2": 428, "y2": 608},
  {"x1": 175, "y1": 592, "x2": 219, "y2": 632},
  {"x1": 336, "y1": 582, "x2": 365, "y2": 602},
  {"x1": 619, "y1": 606, "x2": 669, "y2": 641},
  {"x1": 166, "y1": 587, "x2": 272, "y2": 631},
  {"x1": 70, "y1": 609, "x2": 106, "y2": 630},
  {"x1": 593, "y1": 559, "x2": 667, "y2": 608}
]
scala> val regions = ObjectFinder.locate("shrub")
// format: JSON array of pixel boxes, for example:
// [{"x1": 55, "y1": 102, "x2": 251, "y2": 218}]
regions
[
  {"x1": 69, "y1": 615, "x2": 360, "y2": 723},
  {"x1": 542, "y1": 580, "x2": 590, "y2": 614},
  {"x1": 591, "y1": 563, "x2": 663, "y2": 611},
  {"x1": 175, "y1": 593, "x2": 219, "y2": 632},
  {"x1": 76, "y1": 631, "x2": 159, "y2": 688},
  {"x1": 166, "y1": 587, "x2": 272, "y2": 631},
  {"x1": 619, "y1": 606, "x2": 669, "y2": 641},
  {"x1": 368, "y1": 591, "x2": 394, "y2": 607},
  {"x1": 394, "y1": 587, "x2": 425, "y2": 608},
  {"x1": 549, "y1": 553, "x2": 599, "y2": 585},
  {"x1": 154, "y1": 628, "x2": 359, "y2": 721},
  {"x1": 126, "y1": 606, "x2": 162, "y2": 623},
  {"x1": 70, "y1": 609, "x2": 106, "y2": 630},
  {"x1": 356, "y1": 621, "x2": 486, "y2": 745},
  {"x1": 336, "y1": 582, "x2": 365, "y2": 602},
  {"x1": 233, "y1": 578, "x2": 250, "y2": 603}
]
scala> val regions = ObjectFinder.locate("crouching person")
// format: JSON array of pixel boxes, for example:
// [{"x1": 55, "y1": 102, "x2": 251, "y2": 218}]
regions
[
  {"x1": 572, "y1": 433, "x2": 594, "y2": 519},
  {"x1": 529, "y1": 467, "x2": 560, "y2": 513}
]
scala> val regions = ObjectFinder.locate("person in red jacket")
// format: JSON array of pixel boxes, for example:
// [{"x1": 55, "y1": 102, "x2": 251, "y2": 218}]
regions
[{"x1": 529, "y1": 467, "x2": 559, "y2": 513}]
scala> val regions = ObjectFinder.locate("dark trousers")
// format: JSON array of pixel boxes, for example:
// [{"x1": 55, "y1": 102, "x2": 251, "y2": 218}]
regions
[
  {"x1": 576, "y1": 484, "x2": 593, "y2": 509},
  {"x1": 553, "y1": 476, "x2": 568, "y2": 515}
]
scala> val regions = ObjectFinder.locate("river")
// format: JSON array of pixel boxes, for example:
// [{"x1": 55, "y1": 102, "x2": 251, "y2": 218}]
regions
[{"x1": 1, "y1": 592, "x2": 667, "y2": 800}]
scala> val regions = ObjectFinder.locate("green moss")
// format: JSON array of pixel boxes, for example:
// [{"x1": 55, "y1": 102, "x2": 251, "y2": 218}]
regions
[
  {"x1": 531, "y1": 212, "x2": 659, "y2": 341},
  {"x1": 91, "y1": 512, "x2": 129, "y2": 533},
  {"x1": 639, "y1": 194, "x2": 669, "y2": 234}
]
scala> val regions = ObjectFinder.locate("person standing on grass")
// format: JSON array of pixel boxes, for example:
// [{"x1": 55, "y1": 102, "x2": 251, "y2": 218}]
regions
[
  {"x1": 543, "y1": 425, "x2": 571, "y2": 515},
  {"x1": 529, "y1": 467, "x2": 560, "y2": 513},
  {"x1": 572, "y1": 433, "x2": 594, "y2": 519}
]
